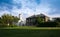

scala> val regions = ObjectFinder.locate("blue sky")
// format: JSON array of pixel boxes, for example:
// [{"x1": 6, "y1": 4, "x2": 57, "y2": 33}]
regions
[{"x1": 0, "y1": 0, "x2": 60, "y2": 20}]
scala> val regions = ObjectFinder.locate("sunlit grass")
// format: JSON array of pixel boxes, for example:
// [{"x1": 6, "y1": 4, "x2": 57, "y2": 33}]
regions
[
  {"x1": 1, "y1": 26, "x2": 60, "y2": 29},
  {"x1": 0, "y1": 26, "x2": 60, "y2": 37},
  {"x1": 0, "y1": 28, "x2": 60, "y2": 37}
]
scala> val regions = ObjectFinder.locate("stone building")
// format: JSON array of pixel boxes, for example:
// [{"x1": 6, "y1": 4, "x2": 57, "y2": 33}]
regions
[{"x1": 26, "y1": 14, "x2": 50, "y2": 26}]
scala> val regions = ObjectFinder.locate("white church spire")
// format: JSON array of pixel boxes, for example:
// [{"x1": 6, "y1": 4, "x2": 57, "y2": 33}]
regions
[{"x1": 17, "y1": 14, "x2": 24, "y2": 26}]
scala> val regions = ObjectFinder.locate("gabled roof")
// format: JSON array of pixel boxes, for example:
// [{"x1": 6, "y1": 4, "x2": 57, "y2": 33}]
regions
[{"x1": 26, "y1": 13, "x2": 49, "y2": 19}]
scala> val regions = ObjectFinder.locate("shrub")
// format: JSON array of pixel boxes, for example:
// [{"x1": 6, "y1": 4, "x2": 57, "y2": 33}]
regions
[{"x1": 37, "y1": 22, "x2": 58, "y2": 27}]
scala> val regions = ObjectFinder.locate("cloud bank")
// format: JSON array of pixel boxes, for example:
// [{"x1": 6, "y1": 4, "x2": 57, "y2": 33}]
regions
[{"x1": 0, "y1": 0, "x2": 60, "y2": 20}]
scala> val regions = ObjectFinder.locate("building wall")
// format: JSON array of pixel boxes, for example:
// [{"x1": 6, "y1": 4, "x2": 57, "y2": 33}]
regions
[
  {"x1": 26, "y1": 17, "x2": 36, "y2": 26},
  {"x1": 26, "y1": 14, "x2": 50, "y2": 26},
  {"x1": 45, "y1": 17, "x2": 50, "y2": 22}
]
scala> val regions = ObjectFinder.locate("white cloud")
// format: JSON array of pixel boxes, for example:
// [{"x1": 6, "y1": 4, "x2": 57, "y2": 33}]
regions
[
  {"x1": 0, "y1": 0, "x2": 58, "y2": 20},
  {"x1": 12, "y1": 0, "x2": 51, "y2": 16},
  {"x1": 0, "y1": 10, "x2": 10, "y2": 17}
]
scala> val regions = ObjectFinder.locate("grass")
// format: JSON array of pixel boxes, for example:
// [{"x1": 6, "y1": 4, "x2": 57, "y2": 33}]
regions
[
  {"x1": 0, "y1": 26, "x2": 60, "y2": 37},
  {"x1": 1, "y1": 26, "x2": 60, "y2": 29}
]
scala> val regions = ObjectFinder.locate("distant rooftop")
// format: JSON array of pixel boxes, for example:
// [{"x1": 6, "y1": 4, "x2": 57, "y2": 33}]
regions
[{"x1": 26, "y1": 13, "x2": 49, "y2": 18}]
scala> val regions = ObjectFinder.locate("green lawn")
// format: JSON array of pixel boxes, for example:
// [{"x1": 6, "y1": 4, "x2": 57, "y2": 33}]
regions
[
  {"x1": 1, "y1": 26, "x2": 60, "y2": 29},
  {"x1": 0, "y1": 26, "x2": 60, "y2": 37}
]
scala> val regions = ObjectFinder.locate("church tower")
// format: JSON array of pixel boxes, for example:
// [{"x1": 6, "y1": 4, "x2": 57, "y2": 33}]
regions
[
  {"x1": 18, "y1": 14, "x2": 23, "y2": 26},
  {"x1": 19, "y1": 14, "x2": 21, "y2": 20}
]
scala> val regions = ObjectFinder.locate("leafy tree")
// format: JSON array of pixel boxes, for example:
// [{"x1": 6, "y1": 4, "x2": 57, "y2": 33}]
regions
[
  {"x1": 53, "y1": 18, "x2": 60, "y2": 27},
  {"x1": 36, "y1": 17, "x2": 57, "y2": 27},
  {"x1": 13, "y1": 16, "x2": 19, "y2": 23},
  {"x1": 36, "y1": 17, "x2": 44, "y2": 23},
  {"x1": 36, "y1": 17, "x2": 44, "y2": 26},
  {"x1": 0, "y1": 14, "x2": 19, "y2": 27}
]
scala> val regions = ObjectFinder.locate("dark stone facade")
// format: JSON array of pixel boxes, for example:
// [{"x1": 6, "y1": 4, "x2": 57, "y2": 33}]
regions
[{"x1": 26, "y1": 14, "x2": 50, "y2": 26}]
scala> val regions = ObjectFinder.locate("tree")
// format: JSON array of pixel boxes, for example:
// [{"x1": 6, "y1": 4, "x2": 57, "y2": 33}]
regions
[
  {"x1": 36, "y1": 17, "x2": 44, "y2": 23},
  {"x1": 53, "y1": 18, "x2": 60, "y2": 27},
  {"x1": 0, "y1": 14, "x2": 19, "y2": 27},
  {"x1": 36, "y1": 17, "x2": 57, "y2": 27}
]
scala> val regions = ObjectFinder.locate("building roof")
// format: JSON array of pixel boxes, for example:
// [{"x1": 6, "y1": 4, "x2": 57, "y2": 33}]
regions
[{"x1": 26, "y1": 13, "x2": 49, "y2": 19}]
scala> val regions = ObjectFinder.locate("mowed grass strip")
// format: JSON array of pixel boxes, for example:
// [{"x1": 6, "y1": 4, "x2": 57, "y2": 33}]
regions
[
  {"x1": 1, "y1": 26, "x2": 60, "y2": 29},
  {"x1": 0, "y1": 26, "x2": 60, "y2": 37},
  {"x1": 0, "y1": 29, "x2": 60, "y2": 37}
]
